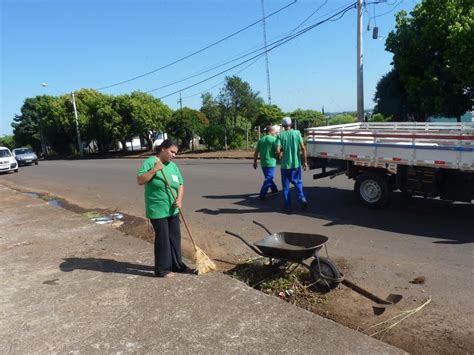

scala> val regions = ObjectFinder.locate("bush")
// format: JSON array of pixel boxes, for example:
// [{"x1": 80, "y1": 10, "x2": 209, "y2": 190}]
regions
[
  {"x1": 329, "y1": 115, "x2": 357, "y2": 125},
  {"x1": 0, "y1": 135, "x2": 15, "y2": 150},
  {"x1": 369, "y1": 113, "x2": 391, "y2": 122},
  {"x1": 229, "y1": 132, "x2": 245, "y2": 149},
  {"x1": 202, "y1": 124, "x2": 225, "y2": 150}
]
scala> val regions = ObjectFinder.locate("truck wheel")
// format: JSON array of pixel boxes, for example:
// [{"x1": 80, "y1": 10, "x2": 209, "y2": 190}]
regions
[{"x1": 355, "y1": 173, "x2": 390, "y2": 208}]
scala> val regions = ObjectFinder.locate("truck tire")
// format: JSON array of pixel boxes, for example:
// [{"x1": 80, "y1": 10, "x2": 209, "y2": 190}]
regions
[{"x1": 355, "y1": 173, "x2": 390, "y2": 208}]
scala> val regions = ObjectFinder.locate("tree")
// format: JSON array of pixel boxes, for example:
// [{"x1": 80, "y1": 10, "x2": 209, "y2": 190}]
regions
[
  {"x1": 385, "y1": 0, "x2": 474, "y2": 120},
  {"x1": 200, "y1": 93, "x2": 220, "y2": 124},
  {"x1": 373, "y1": 69, "x2": 410, "y2": 120},
  {"x1": 255, "y1": 104, "x2": 284, "y2": 128},
  {"x1": 128, "y1": 91, "x2": 172, "y2": 148},
  {"x1": 200, "y1": 92, "x2": 226, "y2": 150},
  {"x1": 217, "y1": 76, "x2": 263, "y2": 127},
  {"x1": 0, "y1": 135, "x2": 15, "y2": 150},
  {"x1": 166, "y1": 108, "x2": 208, "y2": 150},
  {"x1": 289, "y1": 109, "x2": 325, "y2": 133},
  {"x1": 211, "y1": 76, "x2": 264, "y2": 149},
  {"x1": 11, "y1": 95, "x2": 70, "y2": 155}
]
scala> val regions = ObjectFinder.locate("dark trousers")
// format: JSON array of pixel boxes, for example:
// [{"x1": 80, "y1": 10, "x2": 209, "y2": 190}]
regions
[
  {"x1": 281, "y1": 167, "x2": 306, "y2": 209},
  {"x1": 150, "y1": 215, "x2": 186, "y2": 277},
  {"x1": 259, "y1": 166, "x2": 278, "y2": 198}
]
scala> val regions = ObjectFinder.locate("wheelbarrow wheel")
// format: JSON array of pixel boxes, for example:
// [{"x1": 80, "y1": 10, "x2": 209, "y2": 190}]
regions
[{"x1": 310, "y1": 257, "x2": 341, "y2": 292}]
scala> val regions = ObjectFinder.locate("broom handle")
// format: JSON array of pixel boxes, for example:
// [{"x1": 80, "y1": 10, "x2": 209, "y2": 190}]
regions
[{"x1": 160, "y1": 169, "x2": 198, "y2": 250}]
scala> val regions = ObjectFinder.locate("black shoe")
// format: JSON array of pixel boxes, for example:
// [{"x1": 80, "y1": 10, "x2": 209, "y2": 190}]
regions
[
  {"x1": 301, "y1": 200, "x2": 308, "y2": 210},
  {"x1": 283, "y1": 207, "x2": 293, "y2": 214},
  {"x1": 259, "y1": 195, "x2": 266, "y2": 201}
]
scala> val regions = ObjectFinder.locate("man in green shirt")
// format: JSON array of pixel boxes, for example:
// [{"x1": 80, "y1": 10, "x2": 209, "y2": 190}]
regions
[
  {"x1": 253, "y1": 125, "x2": 278, "y2": 200},
  {"x1": 275, "y1": 117, "x2": 308, "y2": 213}
]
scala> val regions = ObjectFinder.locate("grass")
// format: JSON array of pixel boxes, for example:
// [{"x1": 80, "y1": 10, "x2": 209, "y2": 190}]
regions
[{"x1": 229, "y1": 257, "x2": 329, "y2": 310}]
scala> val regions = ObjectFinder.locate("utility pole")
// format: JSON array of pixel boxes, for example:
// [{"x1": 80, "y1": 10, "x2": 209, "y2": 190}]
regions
[
  {"x1": 71, "y1": 92, "x2": 84, "y2": 156},
  {"x1": 178, "y1": 92, "x2": 183, "y2": 111},
  {"x1": 261, "y1": 0, "x2": 272, "y2": 104},
  {"x1": 356, "y1": 0, "x2": 365, "y2": 122}
]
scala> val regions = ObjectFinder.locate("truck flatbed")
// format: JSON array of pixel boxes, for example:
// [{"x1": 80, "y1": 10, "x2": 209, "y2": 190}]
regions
[{"x1": 306, "y1": 122, "x2": 474, "y2": 171}]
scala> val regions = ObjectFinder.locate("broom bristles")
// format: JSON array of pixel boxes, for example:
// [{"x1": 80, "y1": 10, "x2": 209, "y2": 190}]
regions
[{"x1": 194, "y1": 246, "x2": 217, "y2": 274}]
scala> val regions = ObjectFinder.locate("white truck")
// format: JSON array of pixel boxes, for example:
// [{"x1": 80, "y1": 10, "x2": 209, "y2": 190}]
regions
[{"x1": 305, "y1": 122, "x2": 474, "y2": 208}]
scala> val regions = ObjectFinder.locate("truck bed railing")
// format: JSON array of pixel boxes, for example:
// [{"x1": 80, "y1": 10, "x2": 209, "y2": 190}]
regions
[{"x1": 305, "y1": 122, "x2": 474, "y2": 171}]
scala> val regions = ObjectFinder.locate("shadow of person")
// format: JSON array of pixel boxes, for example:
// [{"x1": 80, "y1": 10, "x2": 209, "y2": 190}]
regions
[{"x1": 59, "y1": 258, "x2": 154, "y2": 277}]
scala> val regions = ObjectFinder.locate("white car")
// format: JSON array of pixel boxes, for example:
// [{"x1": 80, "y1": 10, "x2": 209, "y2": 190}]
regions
[{"x1": 0, "y1": 146, "x2": 18, "y2": 173}]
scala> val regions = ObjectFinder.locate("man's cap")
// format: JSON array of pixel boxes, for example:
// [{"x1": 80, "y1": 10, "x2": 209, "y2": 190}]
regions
[{"x1": 281, "y1": 117, "x2": 292, "y2": 126}]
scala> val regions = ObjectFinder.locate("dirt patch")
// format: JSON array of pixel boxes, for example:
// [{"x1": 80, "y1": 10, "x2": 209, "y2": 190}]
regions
[{"x1": 228, "y1": 257, "x2": 471, "y2": 355}]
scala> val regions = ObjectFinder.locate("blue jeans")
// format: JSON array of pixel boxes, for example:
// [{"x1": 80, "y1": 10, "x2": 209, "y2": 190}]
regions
[
  {"x1": 260, "y1": 167, "x2": 278, "y2": 198},
  {"x1": 281, "y1": 167, "x2": 306, "y2": 209}
]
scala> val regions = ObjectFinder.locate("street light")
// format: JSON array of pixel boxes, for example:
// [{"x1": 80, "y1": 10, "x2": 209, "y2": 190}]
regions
[{"x1": 41, "y1": 83, "x2": 83, "y2": 156}]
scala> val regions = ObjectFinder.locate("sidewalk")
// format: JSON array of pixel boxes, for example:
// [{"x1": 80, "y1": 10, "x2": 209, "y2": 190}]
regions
[{"x1": 0, "y1": 185, "x2": 404, "y2": 354}]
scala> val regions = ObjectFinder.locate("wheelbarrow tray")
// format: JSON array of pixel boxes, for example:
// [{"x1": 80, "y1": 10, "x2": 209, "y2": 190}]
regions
[{"x1": 254, "y1": 232, "x2": 328, "y2": 262}]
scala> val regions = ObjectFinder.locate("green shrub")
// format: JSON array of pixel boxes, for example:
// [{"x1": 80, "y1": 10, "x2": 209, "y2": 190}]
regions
[{"x1": 329, "y1": 115, "x2": 357, "y2": 125}]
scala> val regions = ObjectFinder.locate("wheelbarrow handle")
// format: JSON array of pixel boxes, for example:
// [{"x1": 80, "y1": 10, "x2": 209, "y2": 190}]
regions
[
  {"x1": 252, "y1": 220, "x2": 273, "y2": 235},
  {"x1": 224, "y1": 230, "x2": 265, "y2": 257}
]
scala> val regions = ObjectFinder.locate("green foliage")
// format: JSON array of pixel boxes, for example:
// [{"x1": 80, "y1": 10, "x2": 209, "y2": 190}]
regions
[
  {"x1": 369, "y1": 113, "x2": 391, "y2": 122},
  {"x1": 11, "y1": 89, "x2": 173, "y2": 155},
  {"x1": 129, "y1": 91, "x2": 172, "y2": 148},
  {"x1": 11, "y1": 95, "x2": 72, "y2": 155},
  {"x1": 217, "y1": 76, "x2": 264, "y2": 128},
  {"x1": 290, "y1": 109, "x2": 325, "y2": 133},
  {"x1": 373, "y1": 69, "x2": 410, "y2": 120},
  {"x1": 200, "y1": 93, "x2": 221, "y2": 124},
  {"x1": 255, "y1": 104, "x2": 284, "y2": 127},
  {"x1": 166, "y1": 108, "x2": 209, "y2": 150},
  {"x1": 384, "y1": 0, "x2": 474, "y2": 120},
  {"x1": 201, "y1": 124, "x2": 225, "y2": 150},
  {"x1": 228, "y1": 131, "x2": 245, "y2": 149},
  {"x1": 0, "y1": 135, "x2": 15, "y2": 150},
  {"x1": 329, "y1": 115, "x2": 357, "y2": 125}
]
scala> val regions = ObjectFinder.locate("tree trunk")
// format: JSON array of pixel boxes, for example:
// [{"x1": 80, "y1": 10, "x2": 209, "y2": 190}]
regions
[{"x1": 224, "y1": 128, "x2": 228, "y2": 151}]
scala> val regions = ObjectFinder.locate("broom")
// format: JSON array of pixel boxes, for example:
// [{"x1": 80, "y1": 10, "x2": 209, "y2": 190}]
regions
[{"x1": 160, "y1": 170, "x2": 216, "y2": 274}]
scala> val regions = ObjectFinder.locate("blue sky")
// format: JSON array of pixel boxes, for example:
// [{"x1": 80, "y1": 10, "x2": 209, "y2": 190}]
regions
[{"x1": 0, "y1": 0, "x2": 419, "y2": 136}]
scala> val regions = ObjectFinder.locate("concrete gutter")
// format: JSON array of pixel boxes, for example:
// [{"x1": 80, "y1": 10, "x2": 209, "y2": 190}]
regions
[{"x1": 0, "y1": 186, "x2": 404, "y2": 354}]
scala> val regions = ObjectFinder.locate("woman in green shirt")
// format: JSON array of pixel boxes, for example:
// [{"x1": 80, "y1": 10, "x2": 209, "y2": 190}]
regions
[{"x1": 137, "y1": 139, "x2": 190, "y2": 278}]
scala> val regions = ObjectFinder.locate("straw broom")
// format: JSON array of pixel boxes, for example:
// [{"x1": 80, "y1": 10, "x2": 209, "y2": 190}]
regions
[{"x1": 161, "y1": 170, "x2": 216, "y2": 274}]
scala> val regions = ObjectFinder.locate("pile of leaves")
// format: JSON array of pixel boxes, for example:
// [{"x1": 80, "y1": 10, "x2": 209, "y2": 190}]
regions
[{"x1": 228, "y1": 257, "x2": 329, "y2": 310}]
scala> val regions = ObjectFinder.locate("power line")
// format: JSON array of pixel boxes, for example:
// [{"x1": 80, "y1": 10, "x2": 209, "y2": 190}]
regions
[
  {"x1": 180, "y1": 0, "x2": 333, "y2": 101},
  {"x1": 182, "y1": 56, "x2": 265, "y2": 100},
  {"x1": 145, "y1": 0, "x2": 341, "y2": 94},
  {"x1": 156, "y1": 2, "x2": 357, "y2": 100},
  {"x1": 372, "y1": 0, "x2": 404, "y2": 19},
  {"x1": 96, "y1": 0, "x2": 297, "y2": 91}
]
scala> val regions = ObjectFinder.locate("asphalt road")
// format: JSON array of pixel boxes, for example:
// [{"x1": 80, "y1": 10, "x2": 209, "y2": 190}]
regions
[{"x1": 1, "y1": 158, "x2": 473, "y2": 341}]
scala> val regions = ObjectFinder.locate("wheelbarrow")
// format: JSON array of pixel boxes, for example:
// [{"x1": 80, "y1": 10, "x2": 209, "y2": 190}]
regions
[
  {"x1": 225, "y1": 220, "x2": 343, "y2": 291},
  {"x1": 226, "y1": 221, "x2": 403, "y2": 306}
]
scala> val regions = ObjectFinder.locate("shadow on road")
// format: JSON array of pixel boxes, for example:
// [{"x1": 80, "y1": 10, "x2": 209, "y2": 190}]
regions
[
  {"x1": 198, "y1": 186, "x2": 473, "y2": 244},
  {"x1": 59, "y1": 258, "x2": 154, "y2": 277}
]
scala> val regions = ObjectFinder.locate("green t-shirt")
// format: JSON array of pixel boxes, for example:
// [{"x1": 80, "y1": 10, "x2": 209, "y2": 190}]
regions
[
  {"x1": 275, "y1": 129, "x2": 303, "y2": 169},
  {"x1": 256, "y1": 135, "x2": 277, "y2": 168},
  {"x1": 137, "y1": 156, "x2": 183, "y2": 219}
]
